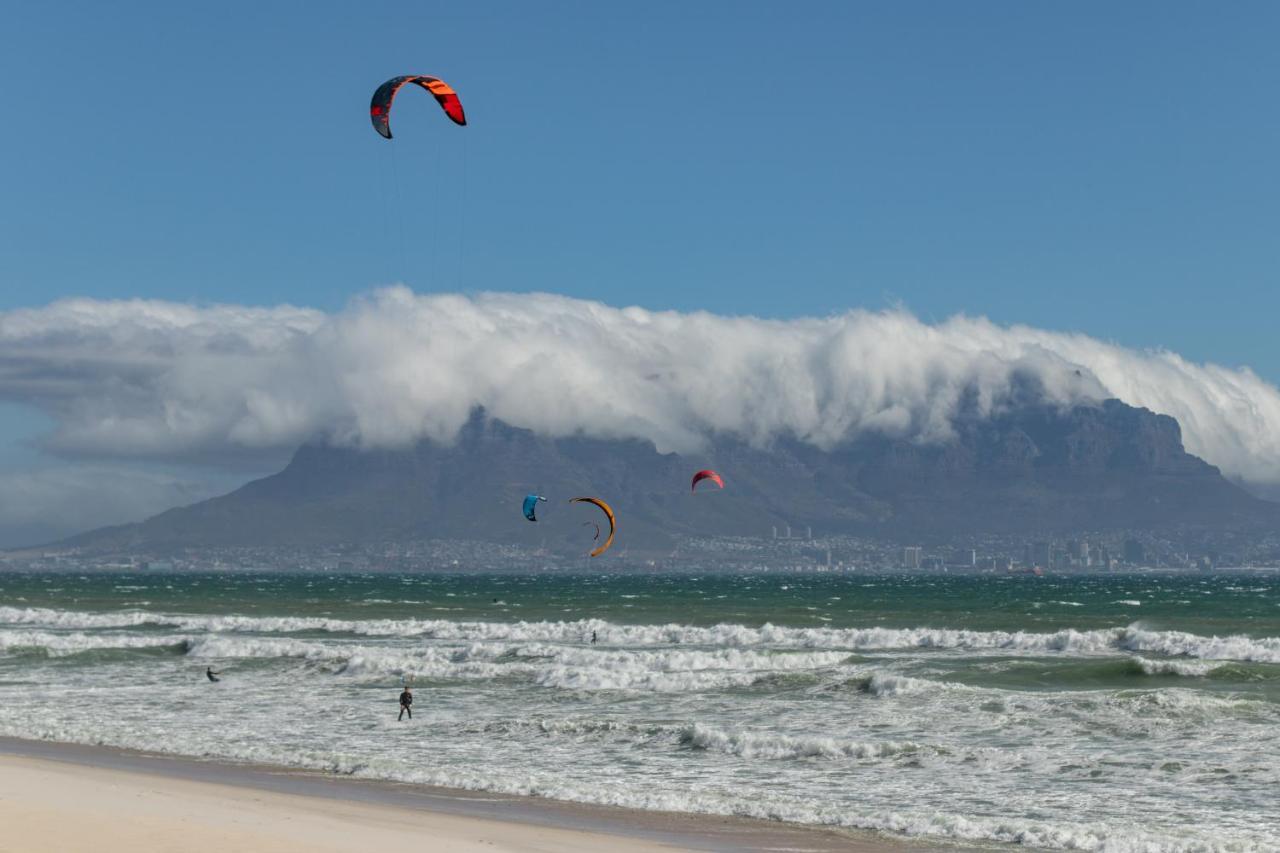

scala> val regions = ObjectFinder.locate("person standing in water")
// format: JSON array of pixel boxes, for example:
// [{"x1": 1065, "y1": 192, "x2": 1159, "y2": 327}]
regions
[
  {"x1": 591, "y1": 630, "x2": 597, "y2": 645},
  {"x1": 398, "y1": 686, "x2": 413, "y2": 720}
]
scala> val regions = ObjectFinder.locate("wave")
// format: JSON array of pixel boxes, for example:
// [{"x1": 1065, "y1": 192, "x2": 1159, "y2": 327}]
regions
[
  {"x1": 456, "y1": 716, "x2": 927, "y2": 764},
  {"x1": 462, "y1": 716, "x2": 675, "y2": 740},
  {"x1": 4, "y1": 606, "x2": 1279, "y2": 663},
  {"x1": 849, "y1": 671, "x2": 957, "y2": 697},
  {"x1": 1100, "y1": 687, "x2": 1272, "y2": 720},
  {"x1": 451, "y1": 716, "x2": 928, "y2": 763},
  {"x1": 184, "y1": 635, "x2": 854, "y2": 692},
  {"x1": 0, "y1": 630, "x2": 191, "y2": 657},
  {"x1": 1133, "y1": 657, "x2": 1219, "y2": 677},
  {"x1": 24, "y1": 624, "x2": 1263, "y2": 711},
  {"x1": 679, "y1": 723, "x2": 924, "y2": 761}
]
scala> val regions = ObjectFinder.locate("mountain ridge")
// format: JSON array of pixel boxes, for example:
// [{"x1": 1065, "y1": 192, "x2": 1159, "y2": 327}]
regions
[{"x1": 54, "y1": 398, "x2": 1277, "y2": 555}]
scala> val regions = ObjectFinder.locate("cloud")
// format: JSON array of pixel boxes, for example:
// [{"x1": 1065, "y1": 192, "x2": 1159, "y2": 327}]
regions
[{"x1": 4, "y1": 287, "x2": 1280, "y2": 487}]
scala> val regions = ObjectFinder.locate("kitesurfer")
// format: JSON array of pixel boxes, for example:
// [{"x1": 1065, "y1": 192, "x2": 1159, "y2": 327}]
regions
[
  {"x1": 591, "y1": 630, "x2": 597, "y2": 645},
  {"x1": 398, "y1": 686, "x2": 413, "y2": 721},
  {"x1": 205, "y1": 667, "x2": 220, "y2": 682}
]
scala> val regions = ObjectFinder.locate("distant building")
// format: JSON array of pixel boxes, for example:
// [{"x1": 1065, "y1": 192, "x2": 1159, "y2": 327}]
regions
[
  {"x1": 1123, "y1": 539, "x2": 1144, "y2": 565},
  {"x1": 902, "y1": 546, "x2": 923, "y2": 569},
  {"x1": 1063, "y1": 540, "x2": 1091, "y2": 568},
  {"x1": 948, "y1": 549, "x2": 976, "y2": 568},
  {"x1": 1032, "y1": 541, "x2": 1052, "y2": 569}
]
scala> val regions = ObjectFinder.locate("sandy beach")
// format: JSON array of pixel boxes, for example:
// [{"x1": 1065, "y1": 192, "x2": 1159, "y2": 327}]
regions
[
  {"x1": 0, "y1": 755, "x2": 663, "y2": 853},
  {"x1": 0, "y1": 738, "x2": 927, "y2": 853}
]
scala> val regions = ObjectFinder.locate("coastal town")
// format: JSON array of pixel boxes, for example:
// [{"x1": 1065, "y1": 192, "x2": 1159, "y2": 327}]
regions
[{"x1": 9, "y1": 527, "x2": 1280, "y2": 575}]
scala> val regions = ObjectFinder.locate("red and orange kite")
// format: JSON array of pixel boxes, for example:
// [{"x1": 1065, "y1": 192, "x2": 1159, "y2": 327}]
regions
[
  {"x1": 370, "y1": 75, "x2": 466, "y2": 139},
  {"x1": 691, "y1": 469, "x2": 724, "y2": 493}
]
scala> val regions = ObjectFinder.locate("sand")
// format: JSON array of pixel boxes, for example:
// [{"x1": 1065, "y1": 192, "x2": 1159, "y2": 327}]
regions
[
  {"x1": 0, "y1": 739, "x2": 934, "y2": 853},
  {"x1": 0, "y1": 754, "x2": 698, "y2": 853}
]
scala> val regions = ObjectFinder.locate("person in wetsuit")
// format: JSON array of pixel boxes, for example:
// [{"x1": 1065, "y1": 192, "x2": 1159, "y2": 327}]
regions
[
  {"x1": 206, "y1": 667, "x2": 220, "y2": 682},
  {"x1": 398, "y1": 686, "x2": 413, "y2": 720}
]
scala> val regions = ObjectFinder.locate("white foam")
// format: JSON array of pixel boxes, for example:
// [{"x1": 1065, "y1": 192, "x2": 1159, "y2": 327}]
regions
[
  {"x1": 4, "y1": 606, "x2": 1280, "y2": 663},
  {"x1": 1134, "y1": 657, "x2": 1218, "y2": 677},
  {"x1": 0, "y1": 630, "x2": 189, "y2": 656}
]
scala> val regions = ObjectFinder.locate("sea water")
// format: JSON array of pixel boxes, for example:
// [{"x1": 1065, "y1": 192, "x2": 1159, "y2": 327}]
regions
[{"x1": 1, "y1": 570, "x2": 1277, "y2": 851}]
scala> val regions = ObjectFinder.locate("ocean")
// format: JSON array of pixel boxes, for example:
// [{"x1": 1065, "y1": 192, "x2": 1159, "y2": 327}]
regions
[{"x1": 1, "y1": 569, "x2": 1277, "y2": 851}]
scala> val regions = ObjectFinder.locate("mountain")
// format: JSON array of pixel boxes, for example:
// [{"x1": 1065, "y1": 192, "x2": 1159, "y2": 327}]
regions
[{"x1": 61, "y1": 399, "x2": 1275, "y2": 553}]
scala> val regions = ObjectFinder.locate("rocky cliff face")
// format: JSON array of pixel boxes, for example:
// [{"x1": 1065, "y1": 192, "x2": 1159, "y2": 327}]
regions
[{"x1": 64, "y1": 400, "x2": 1274, "y2": 552}]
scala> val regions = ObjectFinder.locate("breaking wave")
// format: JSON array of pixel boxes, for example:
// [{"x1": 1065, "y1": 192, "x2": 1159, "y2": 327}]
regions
[{"x1": 679, "y1": 723, "x2": 924, "y2": 761}]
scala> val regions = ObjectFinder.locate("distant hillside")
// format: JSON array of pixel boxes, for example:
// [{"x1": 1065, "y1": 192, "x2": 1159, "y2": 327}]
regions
[{"x1": 61, "y1": 399, "x2": 1276, "y2": 554}]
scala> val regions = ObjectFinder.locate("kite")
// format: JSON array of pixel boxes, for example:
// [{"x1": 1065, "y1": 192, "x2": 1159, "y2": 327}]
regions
[
  {"x1": 691, "y1": 469, "x2": 725, "y2": 493},
  {"x1": 570, "y1": 497, "x2": 616, "y2": 557},
  {"x1": 370, "y1": 75, "x2": 466, "y2": 139},
  {"x1": 523, "y1": 494, "x2": 548, "y2": 522}
]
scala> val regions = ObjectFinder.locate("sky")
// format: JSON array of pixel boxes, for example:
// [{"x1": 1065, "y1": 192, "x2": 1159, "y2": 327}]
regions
[{"x1": 2, "y1": 2, "x2": 1279, "y2": 546}]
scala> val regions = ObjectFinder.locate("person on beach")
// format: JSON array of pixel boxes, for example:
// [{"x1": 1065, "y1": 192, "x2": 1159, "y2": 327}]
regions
[
  {"x1": 205, "y1": 667, "x2": 220, "y2": 682},
  {"x1": 398, "y1": 686, "x2": 413, "y2": 720}
]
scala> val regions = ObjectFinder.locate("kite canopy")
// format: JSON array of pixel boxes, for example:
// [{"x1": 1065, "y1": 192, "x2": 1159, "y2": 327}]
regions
[
  {"x1": 522, "y1": 494, "x2": 547, "y2": 522},
  {"x1": 570, "y1": 497, "x2": 616, "y2": 557},
  {"x1": 691, "y1": 469, "x2": 725, "y2": 493},
  {"x1": 370, "y1": 75, "x2": 466, "y2": 139}
]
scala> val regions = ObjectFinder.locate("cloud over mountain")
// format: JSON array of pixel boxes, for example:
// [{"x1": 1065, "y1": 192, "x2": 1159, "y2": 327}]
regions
[{"x1": 4, "y1": 286, "x2": 1280, "y2": 487}]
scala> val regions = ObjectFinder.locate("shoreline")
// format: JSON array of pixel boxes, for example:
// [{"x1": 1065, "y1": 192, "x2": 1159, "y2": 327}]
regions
[{"x1": 0, "y1": 736, "x2": 962, "y2": 853}]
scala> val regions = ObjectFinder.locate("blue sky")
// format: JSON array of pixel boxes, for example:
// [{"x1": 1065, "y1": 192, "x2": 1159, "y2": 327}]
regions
[
  {"x1": 2, "y1": 2, "x2": 1280, "y2": 545},
  {"x1": 4, "y1": 2, "x2": 1278, "y2": 364}
]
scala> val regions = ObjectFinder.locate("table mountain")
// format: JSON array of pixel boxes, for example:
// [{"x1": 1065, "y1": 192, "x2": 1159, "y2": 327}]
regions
[{"x1": 62, "y1": 399, "x2": 1275, "y2": 552}]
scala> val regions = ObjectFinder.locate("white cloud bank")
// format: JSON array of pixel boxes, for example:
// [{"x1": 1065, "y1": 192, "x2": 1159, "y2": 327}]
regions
[{"x1": 3, "y1": 287, "x2": 1280, "y2": 486}]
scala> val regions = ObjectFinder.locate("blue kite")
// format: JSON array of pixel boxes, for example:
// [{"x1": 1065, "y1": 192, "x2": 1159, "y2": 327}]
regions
[{"x1": 523, "y1": 494, "x2": 548, "y2": 522}]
